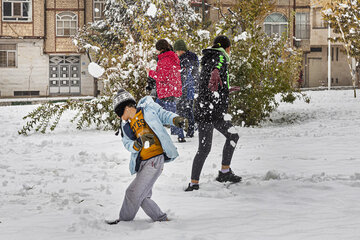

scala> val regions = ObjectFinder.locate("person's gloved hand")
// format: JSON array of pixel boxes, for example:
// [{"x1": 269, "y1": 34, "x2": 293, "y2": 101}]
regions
[
  {"x1": 173, "y1": 116, "x2": 189, "y2": 132},
  {"x1": 208, "y1": 68, "x2": 222, "y2": 91},
  {"x1": 133, "y1": 133, "x2": 155, "y2": 151}
]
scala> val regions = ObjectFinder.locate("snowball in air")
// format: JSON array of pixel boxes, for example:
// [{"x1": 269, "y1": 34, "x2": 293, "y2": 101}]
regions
[{"x1": 88, "y1": 62, "x2": 105, "y2": 78}]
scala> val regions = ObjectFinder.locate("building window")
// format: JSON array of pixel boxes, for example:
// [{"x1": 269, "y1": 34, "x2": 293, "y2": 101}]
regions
[
  {"x1": 264, "y1": 13, "x2": 288, "y2": 37},
  {"x1": 2, "y1": 0, "x2": 32, "y2": 22},
  {"x1": 296, "y1": 12, "x2": 310, "y2": 39},
  {"x1": 311, "y1": 47, "x2": 322, "y2": 52},
  {"x1": 56, "y1": 12, "x2": 78, "y2": 37},
  {"x1": 94, "y1": 0, "x2": 106, "y2": 20},
  {"x1": 0, "y1": 44, "x2": 17, "y2": 67}
]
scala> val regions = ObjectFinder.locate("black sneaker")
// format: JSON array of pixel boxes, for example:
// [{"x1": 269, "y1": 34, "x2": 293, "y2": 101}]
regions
[
  {"x1": 216, "y1": 169, "x2": 242, "y2": 183},
  {"x1": 178, "y1": 137, "x2": 186, "y2": 143},
  {"x1": 184, "y1": 183, "x2": 199, "y2": 191}
]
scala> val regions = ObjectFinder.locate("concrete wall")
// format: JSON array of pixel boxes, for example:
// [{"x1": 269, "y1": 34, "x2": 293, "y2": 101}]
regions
[
  {"x1": 0, "y1": 39, "x2": 48, "y2": 96},
  {"x1": 0, "y1": 0, "x2": 95, "y2": 97},
  {"x1": 80, "y1": 54, "x2": 94, "y2": 96},
  {"x1": 307, "y1": 45, "x2": 352, "y2": 87}
]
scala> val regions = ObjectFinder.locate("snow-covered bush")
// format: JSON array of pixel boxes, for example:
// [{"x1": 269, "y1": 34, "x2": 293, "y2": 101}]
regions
[{"x1": 217, "y1": 0, "x2": 309, "y2": 126}]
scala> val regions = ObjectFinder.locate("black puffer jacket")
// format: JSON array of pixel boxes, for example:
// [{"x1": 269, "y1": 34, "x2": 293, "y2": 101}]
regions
[{"x1": 194, "y1": 47, "x2": 230, "y2": 123}]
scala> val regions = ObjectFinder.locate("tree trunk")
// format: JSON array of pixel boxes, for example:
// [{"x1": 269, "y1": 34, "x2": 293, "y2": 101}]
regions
[{"x1": 94, "y1": 78, "x2": 98, "y2": 97}]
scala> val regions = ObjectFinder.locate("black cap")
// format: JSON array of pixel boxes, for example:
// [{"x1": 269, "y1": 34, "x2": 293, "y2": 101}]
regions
[{"x1": 213, "y1": 35, "x2": 231, "y2": 49}]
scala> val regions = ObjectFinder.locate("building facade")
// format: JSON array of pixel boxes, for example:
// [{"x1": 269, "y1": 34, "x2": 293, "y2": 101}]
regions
[
  {"x1": 195, "y1": 0, "x2": 356, "y2": 88},
  {"x1": 0, "y1": 0, "x2": 105, "y2": 97},
  {"x1": 1, "y1": 0, "x2": 357, "y2": 98}
]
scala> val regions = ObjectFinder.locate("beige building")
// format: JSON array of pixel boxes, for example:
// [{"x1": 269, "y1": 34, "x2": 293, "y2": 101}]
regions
[
  {"x1": 193, "y1": 0, "x2": 356, "y2": 88},
  {"x1": 0, "y1": 0, "x2": 105, "y2": 97}
]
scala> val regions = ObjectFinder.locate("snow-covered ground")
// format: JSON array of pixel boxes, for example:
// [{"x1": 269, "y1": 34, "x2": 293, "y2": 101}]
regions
[{"x1": 1, "y1": 90, "x2": 360, "y2": 240}]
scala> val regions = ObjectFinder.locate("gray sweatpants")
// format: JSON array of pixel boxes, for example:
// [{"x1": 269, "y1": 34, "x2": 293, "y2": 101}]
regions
[{"x1": 119, "y1": 154, "x2": 167, "y2": 221}]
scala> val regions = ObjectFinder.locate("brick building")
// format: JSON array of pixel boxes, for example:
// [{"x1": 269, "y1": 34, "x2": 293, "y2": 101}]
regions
[{"x1": 0, "y1": 0, "x2": 105, "y2": 97}]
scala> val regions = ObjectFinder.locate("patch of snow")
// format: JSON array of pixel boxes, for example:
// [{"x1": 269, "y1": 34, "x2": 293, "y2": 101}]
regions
[
  {"x1": 1, "y1": 90, "x2": 360, "y2": 239},
  {"x1": 145, "y1": 3, "x2": 157, "y2": 18}
]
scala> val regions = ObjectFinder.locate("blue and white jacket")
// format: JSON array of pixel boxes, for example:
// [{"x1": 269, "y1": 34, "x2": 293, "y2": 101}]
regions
[{"x1": 121, "y1": 96, "x2": 179, "y2": 174}]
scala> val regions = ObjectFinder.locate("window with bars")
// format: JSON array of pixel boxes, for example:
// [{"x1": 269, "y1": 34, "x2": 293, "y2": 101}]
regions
[
  {"x1": 296, "y1": 12, "x2": 310, "y2": 39},
  {"x1": 264, "y1": 13, "x2": 288, "y2": 37},
  {"x1": 2, "y1": 0, "x2": 32, "y2": 21},
  {"x1": 56, "y1": 12, "x2": 78, "y2": 37},
  {"x1": 0, "y1": 44, "x2": 17, "y2": 68},
  {"x1": 94, "y1": 0, "x2": 106, "y2": 20}
]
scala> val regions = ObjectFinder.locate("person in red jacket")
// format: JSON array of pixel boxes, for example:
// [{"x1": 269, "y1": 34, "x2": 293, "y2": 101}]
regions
[{"x1": 147, "y1": 39, "x2": 186, "y2": 142}]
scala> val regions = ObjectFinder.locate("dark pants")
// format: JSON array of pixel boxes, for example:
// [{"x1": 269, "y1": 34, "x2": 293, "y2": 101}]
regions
[
  {"x1": 191, "y1": 119, "x2": 239, "y2": 181},
  {"x1": 177, "y1": 99, "x2": 195, "y2": 137},
  {"x1": 156, "y1": 98, "x2": 184, "y2": 138}
]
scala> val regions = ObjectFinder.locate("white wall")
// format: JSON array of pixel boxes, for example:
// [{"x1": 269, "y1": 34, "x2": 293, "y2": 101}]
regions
[
  {"x1": 0, "y1": 39, "x2": 48, "y2": 97},
  {"x1": 0, "y1": 39, "x2": 95, "y2": 97}
]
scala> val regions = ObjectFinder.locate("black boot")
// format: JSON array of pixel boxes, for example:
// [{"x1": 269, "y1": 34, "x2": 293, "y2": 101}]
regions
[
  {"x1": 216, "y1": 169, "x2": 242, "y2": 183},
  {"x1": 184, "y1": 183, "x2": 199, "y2": 191},
  {"x1": 178, "y1": 137, "x2": 186, "y2": 143}
]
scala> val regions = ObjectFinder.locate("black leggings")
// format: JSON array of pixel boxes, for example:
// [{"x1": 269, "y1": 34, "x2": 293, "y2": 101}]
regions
[{"x1": 191, "y1": 119, "x2": 239, "y2": 181}]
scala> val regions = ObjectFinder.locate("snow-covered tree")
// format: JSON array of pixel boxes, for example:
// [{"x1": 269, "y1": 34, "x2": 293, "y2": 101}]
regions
[
  {"x1": 19, "y1": 0, "x2": 308, "y2": 135},
  {"x1": 216, "y1": 0, "x2": 309, "y2": 126},
  {"x1": 322, "y1": 0, "x2": 360, "y2": 98},
  {"x1": 19, "y1": 0, "x2": 204, "y2": 135}
]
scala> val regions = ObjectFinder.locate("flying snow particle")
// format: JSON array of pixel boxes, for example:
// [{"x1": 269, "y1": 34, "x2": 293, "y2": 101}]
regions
[
  {"x1": 228, "y1": 127, "x2": 237, "y2": 134},
  {"x1": 88, "y1": 62, "x2": 105, "y2": 78},
  {"x1": 224, "y1": 114, "x2": 232, "y2": 121}
]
